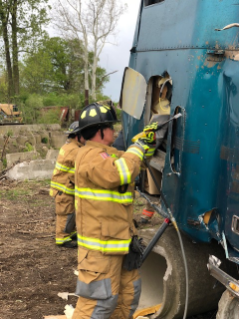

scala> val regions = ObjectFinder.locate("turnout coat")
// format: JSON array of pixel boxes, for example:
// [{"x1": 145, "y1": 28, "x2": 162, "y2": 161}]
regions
[
  {"x1": 75, "y1": 140, "x2": 144, "y2": 255},
  {"x1": 50, "y1": 138, "x2": 83, "y2": 214}
]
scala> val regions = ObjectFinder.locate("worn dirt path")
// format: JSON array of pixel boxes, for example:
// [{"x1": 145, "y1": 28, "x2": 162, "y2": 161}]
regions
[{"x1": 0, "y1": 179, "x2": 216, "y2": 319}]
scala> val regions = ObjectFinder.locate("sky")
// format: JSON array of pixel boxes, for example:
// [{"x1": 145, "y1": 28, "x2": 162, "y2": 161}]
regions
[
  {"x1": 100, "y1": 0, "x2": 141, "y2": 101},
  {"x1": 48, "y1": 0, "x2": 141, "y2": 101}
]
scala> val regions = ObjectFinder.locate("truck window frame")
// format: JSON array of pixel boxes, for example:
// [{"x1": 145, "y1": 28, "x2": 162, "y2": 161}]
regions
[{"x1": 145, "y1": 0, "x2": 165, "y2": 6}]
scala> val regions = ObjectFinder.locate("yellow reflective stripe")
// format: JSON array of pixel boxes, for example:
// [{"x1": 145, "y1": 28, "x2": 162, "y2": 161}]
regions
[
  {"x1": 51, "y1": 181, "x2": 75, "y2": 195},
  {"x1": 75, "y1": 199, "x2": 78, "y2": 210},
  {"x1": 126, "y1": 146, "x2": 144, "y2": 160},
  {"x1": 115, "y1": 158, "x2": 131, "y2": 185},
  {"x1": 59, "y1": 148, "x2": 65, "y2": 156},
  {"x1": 75, "y1": 187, "x2": 133, "y2": 204},
  {"x1": 56, "y1": 235, "x2": 72, "y2": 245},
  {"x1": 77, "y1": 234, "x2": 131, "y2": 253},
  {"x1": 55, "y1": 162, "x2": 75, "y2": 174},
  {"x1": 70, "y1": 231, "x2": 77, "y2": 237},
  {"x1": 146, "y1": 147, "x2": 156, "y2": 156}
]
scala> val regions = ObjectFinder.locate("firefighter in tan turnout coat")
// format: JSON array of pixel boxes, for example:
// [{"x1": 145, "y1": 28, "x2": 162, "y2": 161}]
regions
[
  {"x1": 50, "y1": 121, "x2": 84, "y2": 248},
  {"x1": 72, "y1": 103, "x2": 156, "y2": 318}
]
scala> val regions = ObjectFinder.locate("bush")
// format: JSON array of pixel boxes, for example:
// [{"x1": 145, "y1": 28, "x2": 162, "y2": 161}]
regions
[
  {"x1": 42, "y1": 93, "x2": 61, "y2": 106},
  {"x1": 115, "y1": 107, "x2": 122, "y2": 121},
  {"x1": 7, "y1": 130, "x2": 13, "y2": 137},
  {"x1": 16, "y1": 92, "x2": 113, "y2": 125},
  {"x1": 62, "y1": 94, "x2": 84, "y2": 109},
  {"x1": 17, "y1": 92, "x2": 29, "y2": 104},
  {"x1": 41, "y1": 137, "x2": 48, "y2": 144},
  {"x1": 21, "y1": 94, "x2": 43, "y2": 123},
  {"x1": 37, "y1": 109, "x2": 60, "y2": 125},
  {"x1": 24, "y1": 142, "x2": 34, "y2": 152},
  {"x1": 43, "y1": 93, "x2": 85, "y2": 109},
  {"x1": 25, "y1": 94, "x2": 44, "y2": 109}
]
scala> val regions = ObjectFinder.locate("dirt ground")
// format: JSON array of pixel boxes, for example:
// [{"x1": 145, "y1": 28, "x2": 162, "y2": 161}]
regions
[{"x1": 0, "y1": 179, "x2": 216, "y2": 319}]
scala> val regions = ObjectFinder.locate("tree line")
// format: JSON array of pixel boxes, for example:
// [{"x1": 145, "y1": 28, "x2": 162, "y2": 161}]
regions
[{"x1": 0, "y1": 0, "x2": 126, "y2": 120}]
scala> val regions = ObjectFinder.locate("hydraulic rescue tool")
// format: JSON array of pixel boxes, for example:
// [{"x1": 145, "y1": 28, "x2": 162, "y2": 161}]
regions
[{"x1": 131, "y1": 113, "x2": 182, "y2": 143}]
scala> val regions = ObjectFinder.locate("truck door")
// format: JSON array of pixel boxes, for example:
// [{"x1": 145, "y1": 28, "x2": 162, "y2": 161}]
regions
[
  {"x1": 119, "y1": 67, "x2": 147, "y2": 147},
  {"x1": 218, "y1": 63, "x2": 239, "y2": 261}
]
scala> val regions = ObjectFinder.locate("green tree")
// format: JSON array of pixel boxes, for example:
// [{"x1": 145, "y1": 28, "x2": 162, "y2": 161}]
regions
[
  {"x1": 0, "y1": 65, "x2": 8, "y2": 101},
  {"x1": 0, "y1": 0, "x2": 50, "y2": 99},
  {"x1": 46, "y1": 37, "x2": 85, "y2": 93},
  {"x1": 0, "y1": 0, "x2": 13, "y2": 98},
  {"x1": 20, "y1": 49, "x2": 53, "y2": 94},
  {"x1": 21, "y1": 36, "x2": 109, "y2": 96}
]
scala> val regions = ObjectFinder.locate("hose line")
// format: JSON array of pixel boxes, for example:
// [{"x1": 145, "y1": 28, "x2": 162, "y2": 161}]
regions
[{"x1": 170, "y1": 216, "x2": 189, "y2": 319}]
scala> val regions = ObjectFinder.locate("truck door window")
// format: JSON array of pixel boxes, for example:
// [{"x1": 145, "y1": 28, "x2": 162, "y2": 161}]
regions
[
  {"x1": 144, "y1": 74, "x2": 173, "y2": 191},
  {"x1": 145, "y1": 74, "x2": 172, "y2": 123},
  {"x1": 145, "y1": 0, "x2": 165, "y2": 6},
  {"x1": 145, "y1": 73, "x2": 172, "y2": 151}
]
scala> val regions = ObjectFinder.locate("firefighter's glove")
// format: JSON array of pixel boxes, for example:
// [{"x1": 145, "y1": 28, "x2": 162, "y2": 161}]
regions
[
  {"x1": 135, "y1": 136, "x2": 156, "y2": 157},
  {"x1": 136, "y1": 122, "x2": 157, "y2": 157},
  {"x1": 143, "y1": 122, "x2": 158, "y2": 135},
  {"x1": 123, "y1": 236, "x2": 145, "y2": 271}
]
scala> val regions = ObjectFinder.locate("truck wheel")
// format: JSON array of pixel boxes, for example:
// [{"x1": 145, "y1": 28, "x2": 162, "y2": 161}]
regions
[
  {"x1": 137, "y1": 226, "x2": 236, "y2": 319},
  {"x1": 216, "y1": 290, "x2": 239, "y2": 319}
]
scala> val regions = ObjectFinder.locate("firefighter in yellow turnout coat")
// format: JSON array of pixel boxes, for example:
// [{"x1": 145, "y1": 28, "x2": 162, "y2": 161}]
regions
[
  {"x1": 50, "y1": 121, "x2": 84, "y2": 248},
  {"x1": 73, "y1": 103, "x2": 156, "y2": 319}
]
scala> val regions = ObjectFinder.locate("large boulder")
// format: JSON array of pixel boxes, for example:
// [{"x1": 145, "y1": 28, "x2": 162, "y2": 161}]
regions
[
  {"x1": 6, "y1": 159, "x2": 55, "y2": 180},
  {"x1": 50, "y1": 131, "x2": 66, "y2": 149},
  {"x1": 6, "y1": 151, "x2": 40, "y2": 168}
]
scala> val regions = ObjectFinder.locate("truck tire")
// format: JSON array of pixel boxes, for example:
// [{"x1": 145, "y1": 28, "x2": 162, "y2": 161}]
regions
[{"x1": 138, "y1": 226, "x2": 237, "y2": 319}]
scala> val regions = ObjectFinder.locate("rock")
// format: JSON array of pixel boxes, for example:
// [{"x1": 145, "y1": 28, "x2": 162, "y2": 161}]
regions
[
  {"x1": 35, "y1": 134, "x2": 42, "y2": 144},
  {"x1": 6, "y1": 159, "x2": 55, "y2": 180},
  {"x1": 16, "y1": 136, "x2": 28, "y2": 145},
  {"x1": 6, "y1": 151, "x2": 40, "y2": 168},
  {"x1": 50, "y1": 131, "x2": 66, "y2": 149},
  {"x1": 46, "y1": 149, "x2": 59, "y2": 161}
]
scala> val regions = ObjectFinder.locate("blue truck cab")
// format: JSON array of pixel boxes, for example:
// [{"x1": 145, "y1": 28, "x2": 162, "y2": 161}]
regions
[{"x1": 120, "y1": 0, "x2": 239, "y2": 311}]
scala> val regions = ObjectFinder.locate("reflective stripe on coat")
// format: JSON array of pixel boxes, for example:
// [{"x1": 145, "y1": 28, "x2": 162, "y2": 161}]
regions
[
  {"x1": 75, "y1": 141, "x2": 144, "y2": 255},
  {"x1": 50, "y1": 138, "x2": 82, "y2": 196}
]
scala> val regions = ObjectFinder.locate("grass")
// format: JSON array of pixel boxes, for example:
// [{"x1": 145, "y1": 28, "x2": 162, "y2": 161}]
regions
[
  {"x1": 32, "y1": 200, "x2": 52, "y2": 207},
  {"x1": 3, "y1": 158, "x2": 7, "y2": 168},
  {"x1": 0, "y1": 189, "x2": 30, "y2": 200},
  {"x1": 32, "y1": 179, "x2": 51, "y2": 187},
  {"x1": 0, "y1": 180, "x2": 51, "y2": 200}
]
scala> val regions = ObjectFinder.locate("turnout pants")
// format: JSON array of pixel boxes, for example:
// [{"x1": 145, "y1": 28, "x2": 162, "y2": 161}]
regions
[
  {"x1": 73, "y1": 248, "x2": 141, "y2": 319},
  {"x1": 55, "y1": 191, "x2": 76, "y2": 245}
]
